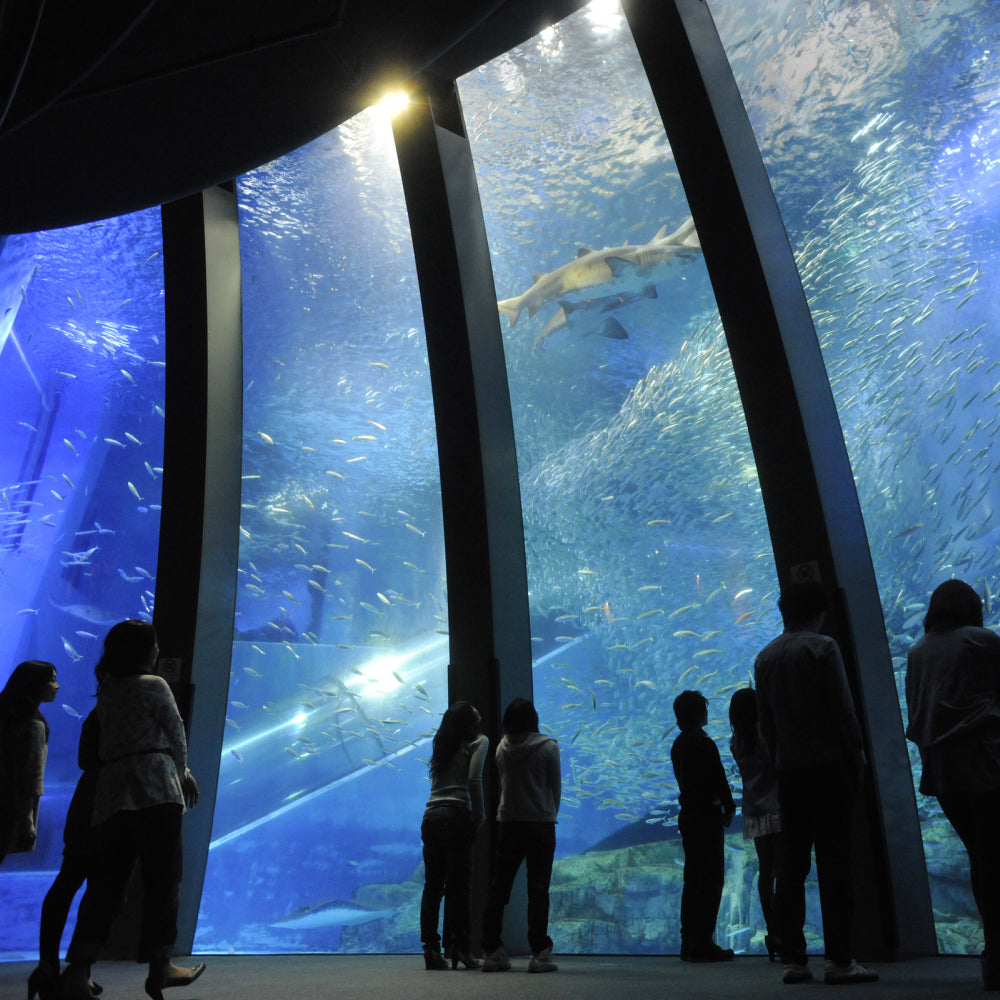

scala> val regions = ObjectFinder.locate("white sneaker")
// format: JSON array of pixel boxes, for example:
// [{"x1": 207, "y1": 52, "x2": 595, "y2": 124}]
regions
[
  {"x1": 528, "y1": 947, "x2": 558, "y2": 973},
  {"x1": 481, "y1": 947, "x2": 511, "y2": 972},
  {"x1": 824, "y1": 959, "x2": 879, "y2": 984},
  {"x1": 782, "y1": 963, "x2": 813, "y2": 984}
]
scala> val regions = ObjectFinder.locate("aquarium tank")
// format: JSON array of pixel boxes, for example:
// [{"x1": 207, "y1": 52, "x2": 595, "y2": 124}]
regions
[
  {"x1": 1, "y1": 0, "x2": 997, "y2": 964},
  {"x1": 0, "y1": 211, "x2": 165, "y2": 960}
]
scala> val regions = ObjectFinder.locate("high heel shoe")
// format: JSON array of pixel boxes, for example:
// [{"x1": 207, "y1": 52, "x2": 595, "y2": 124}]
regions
[
  {"x1": 451, "y1": 950, "x2": 481, "y2": 970},
  {"x1": 422, "y1": 947, "x2": 448, "y2": 970},
  {"x1": 27, "y1": 967, "x2": 59, "y2": 1000},
  {"x1": 144, "y1": 962, "x2": 206, "y2": 1000}
]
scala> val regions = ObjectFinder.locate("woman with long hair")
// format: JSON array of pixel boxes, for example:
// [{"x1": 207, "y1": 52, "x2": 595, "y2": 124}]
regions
[
  {"x1": 729, "y1": 686, "x2": 782, "y2": 960},
  {"x1": 59, "y1": 620, "x2": 204, "y2": 1000},
  {"x1": 0, "y1": 660, "x2": 59, "y2": 865},
  {"x1": 906, "y1": 579, "x2": 1000, "y2": 991},
  {"x1": 420, "y1": 700, "x2": 488, "y2": 970}
]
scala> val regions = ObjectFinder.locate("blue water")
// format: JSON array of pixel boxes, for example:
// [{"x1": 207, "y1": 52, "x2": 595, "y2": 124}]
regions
[{"x1": 2, "y1": 0, "x2": 997, "y2": 964}]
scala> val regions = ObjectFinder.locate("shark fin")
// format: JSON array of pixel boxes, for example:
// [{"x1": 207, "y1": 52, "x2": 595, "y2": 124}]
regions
[
  {"x1": 497, "y1": 299, "x2": 521, "y2": 328},
  {"x1": 596, "y1": 318, "x2": 628, "y2": 341},
  {"x1": 643, "y1": 285, "x2": 658, "y2": 300},
  {"x1": 577, "y1": 248, "x2": 595, "y2": 257},
  {"x1": 604, "y1": 256, "x2": 639, "y2": 278},
  {"x1": 653, "y1": 224, "x2": 670, "y2": 240}
]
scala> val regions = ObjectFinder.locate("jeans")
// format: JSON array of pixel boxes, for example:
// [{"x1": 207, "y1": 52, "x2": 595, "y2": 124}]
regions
[
  {"x1": 420, "y1": 806, "x2": 475, "y2": 951},
  {"x1": 481, "y1": 821, "x2": 555, "y2": 955}
]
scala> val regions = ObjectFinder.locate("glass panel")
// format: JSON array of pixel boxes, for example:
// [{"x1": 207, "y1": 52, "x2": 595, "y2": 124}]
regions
[
  {"x1": 195, "y1": 109, "x2": 449, "y2": 955},
  {"x1": 458, "y1": 3, "x2": 782, "y2": 955},
  {"x1": 0, "y1": 212, "x2": 165, "y2": 961},
  {"x1": 712, "y1": 0, "x2": 1000, "y2": 954}
]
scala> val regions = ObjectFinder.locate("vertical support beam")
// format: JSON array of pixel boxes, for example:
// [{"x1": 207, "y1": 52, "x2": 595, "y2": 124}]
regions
[
  {"x1": 159, "y1": 185, "x2": 244, "y2": 953},
  {"x1": 622, "y1": 0, "x2": 935, "y2": 959},
  {"x1": 392, "y1": 80, "x2": 533, "y2": 949}
]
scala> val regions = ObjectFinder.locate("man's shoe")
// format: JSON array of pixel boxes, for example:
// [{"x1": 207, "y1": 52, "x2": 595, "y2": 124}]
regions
[
  {"x1": 783, "y1": 963, "x2": 814, "y2": 984},
  {"x1": 824, "y1": 960, "x2": 879, "y2": 985},
  {"x1": 481, "y1": 948, "x2": 511, "y2": 972},
  {"x1": 528, "y1": 948, "x2": 558, "y2": 973}
]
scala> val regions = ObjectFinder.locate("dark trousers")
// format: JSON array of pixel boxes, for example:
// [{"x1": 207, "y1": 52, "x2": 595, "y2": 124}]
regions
[
  {"x1": 67, "y1": 803, "x2": 183, "y2": 964},
  {"x1": 481, "y1": 821, "x2": 555, "y2": 956},
  {"x1": 938, "y1": 788, "x2": 1000, "y2": 961},
  {"x1": 777, "y1": 763, "x2": 855, "y2": 966},
  {"x1": 420, "y1": 806, "x2": 474, "y2": 951},
  {"x1": 678, "y1": 810, "x2": 725, "y2": 951}
]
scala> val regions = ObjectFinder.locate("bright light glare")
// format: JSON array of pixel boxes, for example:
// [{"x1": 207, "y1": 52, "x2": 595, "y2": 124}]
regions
[{"x1": 380, "y1": 90, "x2": 411, "y2": 117}]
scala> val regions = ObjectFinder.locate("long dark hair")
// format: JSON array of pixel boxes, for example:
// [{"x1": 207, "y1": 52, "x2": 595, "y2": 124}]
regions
[
  {"x1": 923, "y1": 579, "x2": 983, "y2": 633},
  {"x1": 729, "y1": 687, "x2": 759, "y2": 754},
  {"x1": 0, "y1": 660, "x2": 56, "y2": 739},
  {"x1": 97, "y1": 620, "x2": 157, "y2": 685},
  {"x1": 429, "y1": 701, "x2": 480, "y2": 777},
  {"x1": 502, "y1": 696, "x2": 539, "y2": 735}
]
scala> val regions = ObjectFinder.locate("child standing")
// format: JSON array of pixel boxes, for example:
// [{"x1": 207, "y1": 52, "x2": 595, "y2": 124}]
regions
[{"x1": 670, "y1": 689, "x2": 735, "y2": 962}]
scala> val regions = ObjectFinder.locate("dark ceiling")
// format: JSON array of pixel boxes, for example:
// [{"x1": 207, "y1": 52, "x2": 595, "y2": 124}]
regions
[{"x1": 0, "y1": 0, "x2": 584, "y2": 235}]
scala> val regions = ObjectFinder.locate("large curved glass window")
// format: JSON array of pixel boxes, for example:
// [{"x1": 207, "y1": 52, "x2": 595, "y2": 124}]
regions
[
  {"x1": 0, "y1": 212, "x2": 165, "y2": 960},
  {"x1": 458, "y1": 3, "x2": 781, "y2": 955},
  {"x1": 713, "y1": 0, "x2": 1000, "y2": 954},
  {"x1": 195, "y1": 109, "x2": 448, "y2": 955}
]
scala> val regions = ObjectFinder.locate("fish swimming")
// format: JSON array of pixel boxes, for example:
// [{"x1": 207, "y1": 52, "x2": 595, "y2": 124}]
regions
[
  {"x1": 269, "y1": 899, "x2": 395, "y2": 929},
  {"x1": 497, "y1": 216, "x2": 701, "y2": 331}
]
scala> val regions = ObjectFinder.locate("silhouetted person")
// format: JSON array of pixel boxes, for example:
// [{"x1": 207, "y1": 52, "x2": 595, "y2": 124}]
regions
[
  {"x1": 0, "y1": 661, "x2": 59, "y2": 866},
  {"x1": 30, "y1": 707, "x2": 103, "y2": 1000},
  {"x1": 754, "y1": 582, "x2": 877, "y2": 985},
  {"x1": 60, "y1": 621, "x2": 204, "y2": 1000},
  {"x1": 671, "y1": 689, "x2": 735, "y2": 962},
  {"x1": 729, "y1": 686, "x2": 782, "y2": 961},
  {"x1": 481, "y1": 697, "x2": 560, "y2": 973},
  {"x1": 906, "y1": 579, "x2": 1000, "y2": 991},
  {"x1": 420, "y1": 701, "x2": 488, "y2": 970}
]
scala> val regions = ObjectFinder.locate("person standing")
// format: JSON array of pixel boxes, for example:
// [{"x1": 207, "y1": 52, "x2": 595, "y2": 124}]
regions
[
  {"x1": 753, "y1": 582, "x2": 878, "y2": 985},
  {"x1": 906, "y1": 579, "x2": 1000, "y2": 991},
  {"x1": 0, "y1": 660, "x2": 59, "y2": 867},
  {"x1": 59, "y1": 620, "x2": 204, "y2": 1000},
  {"x1": 670, "y1": 689, "x2": 735, "y2": 962},
  {"x1": 419, "y1": 701, "x2": 488, "y2": 970},
  {"x1": 481, "y1": 697, "x2": 561, "y2": 973},
  {"x1": 729, "y1": 686, "x2": 783, "y2": 960}
]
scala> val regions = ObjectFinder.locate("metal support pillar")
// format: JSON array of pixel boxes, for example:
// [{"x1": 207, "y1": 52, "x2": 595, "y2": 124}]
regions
[
  {"x1": 392, "y1": 81, "x2": 533, "y2": 951},
  {"x1": 158, "y1": 185, "x2": 244, "y2": 954},
  {"x1": 622, "y1": 0, "x2": 936, "y2": 960}
]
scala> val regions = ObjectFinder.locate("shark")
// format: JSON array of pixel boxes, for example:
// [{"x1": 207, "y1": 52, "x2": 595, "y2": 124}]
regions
[
  {"x1": 269, "y1": 898, "x2": 396, "y2": 930},
  {"x1": 497, "y1": 216, "x2": 702, "y2": 336}
]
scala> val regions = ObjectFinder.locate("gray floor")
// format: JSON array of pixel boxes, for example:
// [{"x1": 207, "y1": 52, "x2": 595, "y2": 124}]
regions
[{"x1": 1, "y1": 953, "x2": 989, "y2": 1000}]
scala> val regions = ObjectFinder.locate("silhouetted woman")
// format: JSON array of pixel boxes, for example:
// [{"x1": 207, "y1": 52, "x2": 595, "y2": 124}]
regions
[
  {"x1": 420, "y1": 701, "x2": 488, "y2": 970},
  {"x1": 60, "y1": 620, "x2": 204, "y2": 1000},
  {"x1": 906, "y1": 579, "x2": 1000, "y2": 991},
  {"x1": 729, "y1": 686, "x2": 782, "y2": 960},
  {"x1": 0, "y1": 660, "x2": 59, "y2": 867},
  {"x1": 29, "y1": 705, "x2": 103, "y2": 1000}
]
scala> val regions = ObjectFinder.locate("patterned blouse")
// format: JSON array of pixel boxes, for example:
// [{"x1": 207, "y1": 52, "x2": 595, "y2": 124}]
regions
[{"x1": 93, "y1": 674, "x2": 190, "y2": 826}]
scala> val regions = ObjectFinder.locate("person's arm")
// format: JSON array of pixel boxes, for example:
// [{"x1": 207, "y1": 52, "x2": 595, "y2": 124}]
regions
[
  {"x1": 710, "y1": 738, "x2": 735, "y2": 823},
  {"x1": 18, "y1": 720, "x2": 46, "y2": 847},
  {"x1": 825, "y1": 642, "x2": 866, "y2": 778},
  {"x1": 467, "y1": 735, "x2": 489, "y2": 825},
  {"x1": 548, "y1": 740, "x2": 561, "y2": 817},
  {"x1": 153, "y1": 677, "x2": 199, "y2": 807}
]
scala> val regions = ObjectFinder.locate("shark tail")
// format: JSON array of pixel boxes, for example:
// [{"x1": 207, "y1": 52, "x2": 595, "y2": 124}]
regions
[
  {"x1": 670, "y1": 215, "x2": 700, "y2": 249},
  {"x1": 497, "y1": 298, "x2": 522, "y2": 328}
]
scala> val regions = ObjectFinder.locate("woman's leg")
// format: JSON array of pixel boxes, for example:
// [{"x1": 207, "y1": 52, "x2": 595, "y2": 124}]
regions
[
  {"x1": 442, "y1": 816, "x2": 475, "y2": 953},
  {"x1": 523, "y1": 822, "x2": 556, "y2": 956},
  {"x1": 420, "y1": 812, "x2": 449, "y2": 949},
  {"x1": 39, "y1": 853, "x2": 91, "y2": 971}
]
